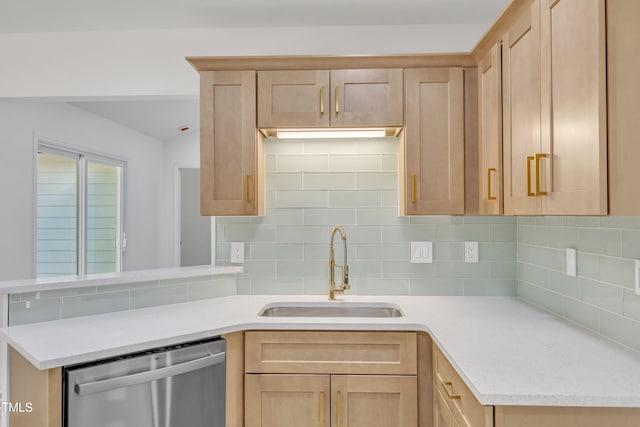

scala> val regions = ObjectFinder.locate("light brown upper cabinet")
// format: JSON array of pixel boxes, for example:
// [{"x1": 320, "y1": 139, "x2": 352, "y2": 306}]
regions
[
  {"x1": 478, "y1": 43, "x2": 503, "y2": 215},
  {"x1": 402, "y1": 68, "x2": 465, "y2": 215},
  {"x1": 200, "y1": 70, "x2": 264, "y2": 216},
  {"x1": 503, "y1": 0, "x2": 608, "y2": 215},
  {"x1": 257, "y1": 69, "x2": 404, "y2": 128}
]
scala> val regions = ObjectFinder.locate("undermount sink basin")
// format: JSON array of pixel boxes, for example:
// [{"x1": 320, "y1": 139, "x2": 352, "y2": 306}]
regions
[{"x1": 258, "y1": 302, "x2": 404, "y2": 318}]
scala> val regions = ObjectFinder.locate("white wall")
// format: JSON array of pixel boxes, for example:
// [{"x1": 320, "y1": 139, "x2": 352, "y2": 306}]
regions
[
  {"x1": 0, "y1": 101, "x2": 164, "y2": 280},
  {"x1": 0, "y1": 23, "x2": 487, "y2": 98}
]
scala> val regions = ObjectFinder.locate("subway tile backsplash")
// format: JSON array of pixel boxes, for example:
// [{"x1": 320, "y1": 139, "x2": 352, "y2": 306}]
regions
[
  {"x1": 517, "y1": 216, "x2": 640, "y2": 352},
  {"x1": 217, "y1": 138, "x2": 517, "y2": 297}
]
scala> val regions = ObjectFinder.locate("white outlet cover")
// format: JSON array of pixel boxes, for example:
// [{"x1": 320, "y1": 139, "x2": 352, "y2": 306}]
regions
[
  {"x1": 464, "y1": 241, "x2": 479, "y2": 263},
  {"x1": 410, "y1": 241, "x2": 433, "y2": 264},
  {"x1": 635, "y1": 260, "x2": 640, "y2": 296},
  {"x1": 230, "y1": 242, "x2": 244, "y2": 264},
  {"x1": 566, "y1": 248, "x2": 577, "y2": 277}
]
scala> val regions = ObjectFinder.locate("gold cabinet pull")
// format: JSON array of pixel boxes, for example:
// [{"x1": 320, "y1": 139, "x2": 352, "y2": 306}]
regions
[
  {"x1": 411, "y1": 173, "x2": 417, "y2": 203},
  {"x1": 320, "y1": 86, "x2": 325, "y2": 115},
  {"x1": 335, "y1": 85, "x2": 340, "y2": 115},
  {"x1": 442, "y1": 381, "x2": 461, "y2": 400},
  {"x1": 487, "y1": 168, "x2": 497, "y2": 201},
  {"x1": 337, "y1": 391, "x2": 342, "y2": 427},
  {"x1": 526, "y1": 156, "x2": 535, "y2": 197},
  {"x1": 319, "y1": 391, "x2": 324, "y2": 426},
  {"x1": 245, "y1": 175, "x2": 251, "y2": 203},
  {"x1": 535, "y1": 153, "x2": 548, "y2": 196}
]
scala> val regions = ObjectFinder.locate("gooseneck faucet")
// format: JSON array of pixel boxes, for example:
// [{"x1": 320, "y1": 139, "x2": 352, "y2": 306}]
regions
[{"x1": 328, "y1": 225, "x2": 349, "y2": 300}]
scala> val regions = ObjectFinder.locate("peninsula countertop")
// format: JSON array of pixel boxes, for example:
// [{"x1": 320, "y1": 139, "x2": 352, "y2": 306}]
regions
[{"x1": 2, "y1": 295, "x2": 639, "y2": 408}]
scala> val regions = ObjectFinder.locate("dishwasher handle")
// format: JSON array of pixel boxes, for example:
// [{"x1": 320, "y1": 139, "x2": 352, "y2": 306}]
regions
[{"x1": 75, "y1": 351, "x2": 225, "y2": 396}]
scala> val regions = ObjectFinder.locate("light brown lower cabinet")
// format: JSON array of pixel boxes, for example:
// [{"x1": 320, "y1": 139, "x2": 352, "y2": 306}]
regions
[{"x1": 245, "y1": 374, "x2": 417, "y2": 427}]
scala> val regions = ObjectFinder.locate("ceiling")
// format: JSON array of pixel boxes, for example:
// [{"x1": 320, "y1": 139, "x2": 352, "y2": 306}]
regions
[
  {"x1": 26, "y1": 0, "x2": 509, "y2": 141},
  {"x1": 1, "y1": 0, "x2": 509, "y2": 33}
]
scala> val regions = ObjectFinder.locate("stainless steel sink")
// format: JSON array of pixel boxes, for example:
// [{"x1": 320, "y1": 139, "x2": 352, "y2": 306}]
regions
[{"x1": 258, "y1": 302, "x2": 403, "y2": 318}]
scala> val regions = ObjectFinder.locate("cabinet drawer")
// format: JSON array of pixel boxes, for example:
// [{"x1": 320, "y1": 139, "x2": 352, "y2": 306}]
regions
[
  {"x1": 245, "y1": 331, "x2": 417, "y2": 375},
  {"x1": 433, "y1": 344, "x2": 492, "y2": 427}
]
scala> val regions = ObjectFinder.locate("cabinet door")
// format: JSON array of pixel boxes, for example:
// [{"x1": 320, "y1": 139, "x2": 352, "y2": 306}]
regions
[
  {"x1": 331, "y1": 375, "x2": 417, "y2": 427},
  {"x1": 478, "y1": 43, "x2": 503, "y2": 215},
  {"x1": 539, "y1": 0, "x2": 607, "y2": 215},
  {"x1": 434, "y1": 386, "x2": 460, "y2": 427},
  {"x1": 245, "y1": 374, "x2": 330, "y2": 427},
  {"x1": 502, "y1": 0, "x2": 542, "y2": 215},
  {"x1": 403, "y1": 68, "x2": 464, "y2": 215},
  {"x1": 258, "y1": 70, "x2": 330, "y2": 128},
  {"x1": 200, "y1": 70, "x2": 263, "y2": 215},
  {"x1": 330, "y1": 69, "x2": 403, "y2": 127}
]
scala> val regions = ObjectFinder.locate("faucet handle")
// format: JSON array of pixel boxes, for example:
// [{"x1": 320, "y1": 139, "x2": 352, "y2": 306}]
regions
[{"x1": 342, "y1": 265, "x2": 349, "y2": 289}]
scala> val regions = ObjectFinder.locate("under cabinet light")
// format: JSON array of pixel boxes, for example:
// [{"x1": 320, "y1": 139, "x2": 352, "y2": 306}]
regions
[{"x1": 275, "y1": 128, "x2": 388, "y2": 139}]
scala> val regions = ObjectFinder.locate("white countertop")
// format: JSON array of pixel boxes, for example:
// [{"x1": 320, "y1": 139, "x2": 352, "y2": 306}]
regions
[
  {"x1": 2, "y1": 295, "x2": 640, "y2": 408},
  {"x1": 0, "y1": 265, "x2": 242, "y2": 294}
]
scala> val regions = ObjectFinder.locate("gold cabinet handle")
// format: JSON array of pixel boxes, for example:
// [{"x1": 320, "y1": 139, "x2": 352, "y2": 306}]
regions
[
  {"x1": 319, "y1": 391, "x2": 324, "y2": 426},
  {"x1": 487, "y1": 168, "x2": 497, "y2": 201},
  {"x1": 335, "y1": 85, "x2": 340, "y2": 115},
  {"x1": 526, "y1": 156, "x2": 535, "y2": 197},
  {"x1": 320, "y1": 86, "x2": 325, "y2": 115},
  {"x1": 411, "y1": 173, "x2": 417, "y2": 203},
  {"x1": 535, "y1": 153, "x2": 548, "y2": 196},
  {"x1": 441, "y1": 381, "x2": 461, "y2": 400},
  {"x1": 337, "y1": 391, "x2": 342, "y2": 427},
  {"x1": 245, "y1": 175, "x2": 251, "y2": 203}
]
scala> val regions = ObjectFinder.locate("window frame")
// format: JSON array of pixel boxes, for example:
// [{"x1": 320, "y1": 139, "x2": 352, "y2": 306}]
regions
[{"x1": 34, "y1": 137, "x2": 127, "y2": 277}]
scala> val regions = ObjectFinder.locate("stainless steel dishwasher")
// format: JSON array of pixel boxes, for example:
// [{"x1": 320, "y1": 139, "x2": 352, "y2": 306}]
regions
[{"x1": 64, "y1": 338, "x2": 226, "y2": 427}]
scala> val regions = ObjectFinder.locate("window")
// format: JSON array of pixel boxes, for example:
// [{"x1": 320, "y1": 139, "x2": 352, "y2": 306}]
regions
[{"x1": 36, "y1": 142, "x2": 125, "y2": 278}]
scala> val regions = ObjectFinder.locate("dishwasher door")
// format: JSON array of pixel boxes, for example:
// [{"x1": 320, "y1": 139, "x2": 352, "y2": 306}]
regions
[{"x1": 64, "y1": 338, "x2": 226, "y2": 427}]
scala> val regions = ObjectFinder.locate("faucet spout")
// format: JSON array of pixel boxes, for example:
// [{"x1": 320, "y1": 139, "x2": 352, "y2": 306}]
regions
[{"x1": 329, "y1": 225, "x2": 349, "y2": 300}]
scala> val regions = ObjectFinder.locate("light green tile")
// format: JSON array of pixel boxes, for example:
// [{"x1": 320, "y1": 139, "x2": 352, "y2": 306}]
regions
[
  {"x1": 579, "y1": 228, "x2": 622, "y2": 256},
  {"x1": 518, "y1": 244, "x2": 564, "y2": 271},
  {"x1": 357, "y1": 208, "x2": 409, "y2": 226},
  {"x1": 600, "y1": 311, "x2": 640, "y2": 351},
  {"x1": 304, "y1": 243, "x2": 355, "y2": 261},
  {"x1": 517, "y1": 225, "x2": 548, "y2": 246},
  {"x1": 548, "y1": 270, "x2": 580, "y2": 299},
  {"x1": 97, "y1": 280, "x2": 159, "y2": 293},
  {"x1": 277, "y1": 155, "x2": 328, "y2": 173},
  {"x1": 340, "y1": 226, "x2": 381, "y2": 243},
  {"x1": 264, "y1": 155, "x2": 276, "y2": 173},
  {"x1": 159, "y1": 275, "x2": 213, "y2": 286},
  {"x1": 251, "y1": 209, "x2": 304, "y2": 226},
  {"x1": 577, "y1": 252, "x2": 600, "y2": 280},
  {"x1": 329, "y1": 191, "x2": 381, "y2": 208},
  {"x1": 382, "y1": 261, "x2": 434, "y2": 278},
  {"x1": 216, "y1": 216, "x2": 252, "y2": 225},
  {"x1": 453, "y1": 224, "x2": 491, "y2": 242},
  {"x1": 265, "y1": 139, "x2": 304, "y2": 154},
  {"x1": 562, "y1": 216, "x2": 600, "y2": 227},
  {"x1": 435, "y1": 261, "x2": 491, "y2": 278},
  {"x1": 355, "y1": 138, "x2": 398, "y2": 154},
  {"x1": 599, "y1": 217, "x2": 640, "y2": 229},
  {"x1": 479, "y1": 242, "x2": 517, "y2": 261},
  {"x1": 581, "y1": 278, "x2": 623, "y2": 314},
  {"x1": 277, "y1": 260, "x2": 326, "y2": 277},
  {"x1": 356, "y1": 173, "x2": 397, "y2": 190},
  {"x1": 348, "y1": 261, "x2": 383, "y2": 278},
  {"x1": 490, "y1": 224, "x2": 517, "y2": 242},
  {"x1": 545, "y1": 227, "x2": 580, "y2": 249},
  {"x1": 276, "y1": 191, "x2": 328, "y2": 208},
  {"x1": 252, "y1": 243, "x2": 303, "y2": 260},
  {"x1": 22, "y1": 286, "x2": 97, "y2": 301},
  {"x1": 464, "y1": 279, "x2": 517, "y2": 296},
  {"x1": 463, "y1": 216, "x2": 516, "y2": 224},
  {"x1": 223, "y1": 225, "x2": 276, "y2": 242},
  {"x1": 517, "y1": 217, "x2": 537, "y2": 225},
  {"x1": 491, "y1": 262, "x2": 518, "y2": 279},
  {"x1": 356, "y1": 243, "x2": 407, "y2": 261},
  {"x1": 236, "y1": 278, "x2": 251, "y2": 295},
  {"x1": 409, "y1": 279, "x2": 464, "y2": 296},
  {"x1": 623, "y1": 289, "x2": 640, "y2": 322},
  {"x1": 187, "y1": 278, "x2": 236, "y2": 301},
  {"x1": 302, "y1": 278, "x2": 329, "y2": 295},
  {"x1": 304, "y1": 208, "x2": 356, "y2": 225},
  {"x1": 535, "y1": 217, "x2": 564, "y2": 226},
  {"x1": 599, "y1": 257, "x2": 635, "y2": 289},
  {"x1": 434, "y1": 243, "x2": 464, "y2": 261},
  {"x1": 522, "y1": 264, "x2": 549, "y2": 287},
  {"x1": 518, "y1": 282, "x2": 563, "y2": 316},
  {"x1": 352, "y1": 278, "x2": 409, "y2": 296},
  {"x1": 563, "y1": 298, "x2": 600, "y2": 332},
  {"x1": 381, "y1": 154, "x2": 398, "y2": 172},
  {"x1": 216, "y1": 243, "x2": 230, "y2": 262},
  {"x1": 381, "y1": 225, "x2": 437, "y2": 243},
  {"x1": 303, "y1": 173, "x2": 355, "y2": 190},
  {"x1": 61, "y1": 291, "x2": 129, "y2": 319},
  {"x1": 9, "y1": 294, "x2": 20, "y2": 303},
  {"x1": 622, "y1": 230, "x2": 640, "y2": 259},
  {"x1": 9, "y1": 299, "x2": 61, "y2": 326},
  {"x1": 265, "y1": 173, "x2": 303, "y2": 190},
  {"x1": 304, "y1": 140, "x2": 356, "y2": 154},
  {"x1": 277, "y1": 226, "x2": 327, "y2": 243},
  {"x1": 329, "y1": 155, "x2": 382, "y2": 172},
  {"x1": 242, "y1": 260, "x2": 277, "y2": 276},
  {"x1": 435, "y1": 225, "x2": 455, "y2": 241},
  {"x1": 380, "y1": 191, "x2": 399, "y2": 207},
  {"x1": 251, "y1": 278, "x2": 304, "y2": 295},
  {"x1": 130, "y1": 285, "x2": 186, "y2": 309},
  {"x1": 409, "y1": 216, "x2": 463, "y2": 224}
]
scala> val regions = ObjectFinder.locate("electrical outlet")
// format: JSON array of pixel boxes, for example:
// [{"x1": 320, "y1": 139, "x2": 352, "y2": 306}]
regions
[
  {"x1": 566, "y1": 248, "x2": 577, "y2": 277},
  {"x1": 230, "y1": 242, "x2": 244, "y2": 264},
  {"x1": 410, "y1": 241, "x2": 433, "y2": 264},
  {"x1": 635, "y1": 260, "x2": 640, "y2": 296},
  {"x1": 464, "y1": 241, "x2": 479, "y2": 263}
]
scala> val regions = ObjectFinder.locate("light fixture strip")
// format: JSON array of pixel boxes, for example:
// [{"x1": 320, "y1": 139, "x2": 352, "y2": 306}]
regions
[{"x1": 275, "y1": 128, "x2": 388, "y2": 140}]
